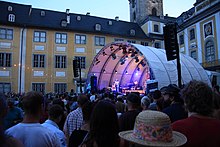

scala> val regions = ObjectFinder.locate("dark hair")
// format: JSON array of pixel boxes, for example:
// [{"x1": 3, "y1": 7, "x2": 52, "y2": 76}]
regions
[
  {"x1": 77, "y1": 94, "x2": 89, "y2": 107},
  {"x1": 22, "y1": 91, "x2": 43, "y2": 115},
  {"x1": 181, "y1": 80, "x2": 213, "y2": 116},
  {"x1": 86, "y1": 100, "x2": 119, "y2": 147},
  {"x1": 153, "y1": 90, "x2": 161, "y2": 100},
  {"x1": 48, "y1": 104, "x2": 64, "y2": 120},
  {"x1": 82, "y1": 101, "x2": 94, "y2": 122}
]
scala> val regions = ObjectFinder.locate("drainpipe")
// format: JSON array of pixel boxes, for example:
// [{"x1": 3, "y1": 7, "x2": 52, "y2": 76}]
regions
[{"x1": 19, "y1": 28, "x2": 25, "y2": 94}]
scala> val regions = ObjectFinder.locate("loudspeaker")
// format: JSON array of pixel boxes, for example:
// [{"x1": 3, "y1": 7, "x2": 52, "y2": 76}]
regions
[{"x1": 90, "y1": 76, "x2": 97, "y2": 92}]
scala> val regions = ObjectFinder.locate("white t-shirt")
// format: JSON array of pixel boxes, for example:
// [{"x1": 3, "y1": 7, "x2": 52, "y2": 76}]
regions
[
  {"x1": 42, "y1": 120, "x2": 66, "y2": 147},
  {"x1": 5, "y1": 123, "x2": 60, "y2": 147}
]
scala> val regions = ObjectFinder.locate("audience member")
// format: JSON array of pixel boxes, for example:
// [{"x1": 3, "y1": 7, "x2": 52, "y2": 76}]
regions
[
  {"x1": 162, "y1": 84, "x2": 187, "y2": 122},
  {"x1": 0, "y1": 93, "x2": 23, "y2": 147},
  {"x1": 115, "y1": 95, "x2": 125, "y2": 114},
  {"x1": 81, "y1": 100, "x2": 120, "y2": 147},
  {"x1": 3, "y1": 98, "x2": 23, "y2": 130},
  {"x1": 42, "y1": 104, "x2": 66, "y2": 147},
  {"x1": 69, "y1": 101, "x2": 94, "y2": 147},
  {"x1": 63, "y1": 94, "x2": 89, "y2": 140},
  {"x1": 119, "y1": 110, "x2": 187, "y2": 147},
  {"x1": 140, "y1": 96, "x2": 150, "y2": 110},
  {"x1": 5, "y1": 91, "x2": 60, "y2": 147},
  {"x1": 172, "y1": 80, "x2": 220, "y2": 147},
  {"x1": 119, "y1": 93, "x2": 141, "y2": 131},
  {"x1": 149, "y1": 90, "x2": 162, "y2": 110}
]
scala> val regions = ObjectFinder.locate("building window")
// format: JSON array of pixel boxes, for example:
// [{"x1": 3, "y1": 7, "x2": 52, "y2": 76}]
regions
[
  {"x1": 0, "y1": 28, "x2": 13, "y2": 40},
  {"x1": 190, "y1": 29, "x2": 195, "y2": 40},
  {"x1": 55, "y1": 33, "x2": 67, "y2": 44},
  {"x1": 33, "y1": 54, "x2": 45, "y2": 68},
  {"x1": 0, "y1": 53, "x2": 11, "y2": 67},
  {"x1": 32, "y1": 83, "x2": 45, "y2": 94},
  {"x1": 8, "y1": 14, "x2": 15, "y2": 22},
  {"x1": 34, "y1": 31, "x2": 46, "y2": 42},
  {"x1": 127, "y1": 40, "x2": 136, "y2": 43},
  {"x1": 205, "y1": 40, "x2": 215, "y2": 62},
  {"x1": 190, "y1": 50, "x2": 197, "y2": 61},
  {"x1": 155, "y1": 42, "x2": 161, "y2": 48},
  {"x1": 152, "y1": 8, "x2": 157, "y2": 16},
  {"x1": 54, "y1": 83, "x2": 67, "y2": 93},
  {"x1": 154, "y1": 24, "x2": 159, "y2": 32},
  {"x1": 179, "y1": 35, "x2": 184, "y2": 45},
  {"x1": 75, "y1": 34, "x2": 86, "y2": 44},
  {"x1": 95, "y1": 24, "x2": 101, "y2": 31},
  {"x1": 130, "y1": 29, "x2": 136, "y2": 36},
  {"x1": 55, "y1": 55, "x2": 66, "y2": 68},
  {"x1": 95, "y1": 36, "x2": 105, "y2": 46},
  {"x1": 114, "y1": 38, "x2": 124, "y2": 42},
  {"x1": 0, "y1": 83, "x2": 11, "y2": 93},
  {"x1": 75, "y1": 56, "x2": 86, "y2": 69},
  {"x1": 141, "y1": 41, "x2": 148, "y2": 46}
]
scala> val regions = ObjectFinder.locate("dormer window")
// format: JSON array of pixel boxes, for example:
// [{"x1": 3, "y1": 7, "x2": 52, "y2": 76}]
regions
[
  {"x1": 77, "y1": 16, "x2": 81, "y2": 21},
  {"x1": 61, "y1": 20, "x2": 67, "y2": 27},
  {"x1": 95, "y1": 24, "x2": 101, "y2": 31},
  {"x1": 8, "y1": 6, "x2": 13, "y2": 11},
  {"x1": 108, "y1": 21, "x2": 112, "y2": 25},
  {"x1": 8, "y1": 14, "x2": 15, "y2": 22},
  {"x1": 154, "y1": 24, "x2": 159, "y2": 32},
  {"x1": 40, "y1": 11, "x2": 45, "y2": 16},
  {"x1": 130, "y1": 29, "x2": 136, "y2": 36}
]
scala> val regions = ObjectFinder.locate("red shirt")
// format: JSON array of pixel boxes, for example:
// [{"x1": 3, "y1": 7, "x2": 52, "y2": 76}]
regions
[{"x1": 172, "y1": 115, "x2": 220, "y2": 147}]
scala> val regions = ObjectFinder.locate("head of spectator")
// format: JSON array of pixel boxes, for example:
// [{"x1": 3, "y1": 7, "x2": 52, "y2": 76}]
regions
[
  {"x1": 48, "y1": 104, "x2": 64, "y2": 124},
  {"x1": 77, "y1": 94, "x2": 89, "y2": 108},
  {"x1": 82, "y1": 100, "x2": 119, "y2": 147},
  {"x1": 153, "y1": 90, "x2": 162, "y2": 101},
  {"x1": 164, "y1": 84, "x2": 183, "y2": 104},
  {"x1": 126, "y1": 93, "x2": 141, "y2": 111},
  {"x1": 141, "y1": 96, "x2": 150, "y2": 110},
  {"x1": 181, "y1": 80, "x2": 213, "y2": 116},
  {"x1": 119, "y1": 110, "x2": 187, "y2": 147},
  {"x1": 22, "y1": 91, "x2": 43, "y2": 122},
  {"x1": 7, "y1": 98, "x2": 15, "y2": 109}
]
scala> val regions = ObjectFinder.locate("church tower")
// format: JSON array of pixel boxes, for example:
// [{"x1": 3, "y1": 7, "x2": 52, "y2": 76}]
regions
[{"x1": 128, "y1": 0, "x2": 164, "y2": 25}]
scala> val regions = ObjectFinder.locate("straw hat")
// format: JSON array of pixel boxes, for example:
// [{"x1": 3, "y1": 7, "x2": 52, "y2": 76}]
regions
[{"x1": 119, "y1": 110, "x2": 187, "y2": 146}]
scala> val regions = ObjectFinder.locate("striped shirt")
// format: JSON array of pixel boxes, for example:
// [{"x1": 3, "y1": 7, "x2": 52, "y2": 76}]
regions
[{"x1": 63, "y1": 107, "x2": 83, "y2": 137}]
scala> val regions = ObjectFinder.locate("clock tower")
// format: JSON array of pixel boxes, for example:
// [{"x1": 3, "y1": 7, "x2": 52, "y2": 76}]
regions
[{"x1": 128, "y1": 0, "x2": 163, "y2": 25}]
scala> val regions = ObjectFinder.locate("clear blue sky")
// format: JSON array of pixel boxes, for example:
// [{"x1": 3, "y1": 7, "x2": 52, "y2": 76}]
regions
[{"x1": 1, "y1": 0, "x2": 196, "y2": 21}]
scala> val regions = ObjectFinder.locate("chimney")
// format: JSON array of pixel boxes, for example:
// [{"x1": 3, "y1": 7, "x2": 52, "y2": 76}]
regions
[
  {"x1": 165, "y1": 14, "x2": 168, "y2": 17},
  {"x1": 66, "y1": 9, "x2": 70, "y2": 24},
  {"x1": 115, "y1": 16, "x2": 119, "y2": 21},
  {"x1": 86, "y1": 12, "x2": 90, "y2": 15},
  {"x1": 66, "y1": 9, "x2": 70, "y2": 14}
]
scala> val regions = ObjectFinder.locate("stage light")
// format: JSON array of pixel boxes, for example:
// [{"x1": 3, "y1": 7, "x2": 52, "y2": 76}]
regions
[
  {"x1": 103, "y1": 51, "x2": 107, "y2": 56},
  {"x1": 119, "y1": 45, "x2": 122, "y2": 50},
  {"x1": 95, "y1": 60, "x2": 100, "y2": 65},
  {"x1": 122, "y1": 48, "x2": 127, "y2": 54},
  {"x1": 125, "y1": 55, "x2": 128, "y2": 59},
  {"x1": 140, "y1": 60, "x2": 146, "y2": 67},
  {"x1": 115, "y1": 70, "x2": 117, "y2": 73},
  {"x1": 131, "y1": 52, "x2": 135, "y2": 58},
  {"x1": 110, "y1": 45, "x2": 114, "y2": 51},
  {"x1": 112, "y1": 53, "x2": 116, "y2": 60},
  {"x1": 135, "y1": 56, "x2": 139, "y2": 63},
  {"x1": 125, "y1": 71, "x2": 128, "y2": 74}
]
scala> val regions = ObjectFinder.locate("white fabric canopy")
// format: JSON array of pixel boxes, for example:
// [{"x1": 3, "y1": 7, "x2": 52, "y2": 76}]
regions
[{"x1": 88, "y1": 42, "x2": 211, "y2": 90}]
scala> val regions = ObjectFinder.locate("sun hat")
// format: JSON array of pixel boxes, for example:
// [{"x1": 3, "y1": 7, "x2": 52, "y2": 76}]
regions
[{"x1": 119, "y1": 110, "x2": 187, "y2": 146}]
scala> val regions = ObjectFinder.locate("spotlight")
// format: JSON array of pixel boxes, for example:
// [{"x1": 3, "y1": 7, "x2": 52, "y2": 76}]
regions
[
  {"x1": 140, "y1": 60, "x2": 146, "y2": 67},
  {"x1": 135, "y1": 56, "x2": 139, "y2": 63},
  {"x1": 103, "y1": 51, "x2": 107, "y2": 56},
  {"x1": 125, "y1": 71, "x2": 128, "y2": 74},
  {"x1": 119, "y1": 45, "x2": 122, "y2": 50},
  {"x1": 115, "y1": 70, "x2": 117, "y2": 73},
  {"x1": 131, "y1": 52, "x2": 135, "y2": 58},
  {"x1": 111, "y1": 53, "x2": 116, "y2": 60},
  {"x1": 95, "y1": 60, "x2": 100, "y2": 65},
  {"x1": 110, "y1": 45, "x2": 114, "y2": 51}
]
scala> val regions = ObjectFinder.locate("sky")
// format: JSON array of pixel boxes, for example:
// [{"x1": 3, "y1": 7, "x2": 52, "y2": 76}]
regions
[{"x1": 1, "y1": 0, "x2": 196, "y2": 21}]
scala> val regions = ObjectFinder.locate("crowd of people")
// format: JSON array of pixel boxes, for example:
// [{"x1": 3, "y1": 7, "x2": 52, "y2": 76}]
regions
[{"x1": 1, "y1": 80, "x2": 220, "y2": 147}]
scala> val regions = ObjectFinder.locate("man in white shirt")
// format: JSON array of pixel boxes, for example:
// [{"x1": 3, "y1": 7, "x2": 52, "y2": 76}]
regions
[
  {"x1": 5, "y1": 91, "x2": 60, "y2": 147},
  {"x1": 42, "y1": 104, "x2": 66, "y2": 147}
]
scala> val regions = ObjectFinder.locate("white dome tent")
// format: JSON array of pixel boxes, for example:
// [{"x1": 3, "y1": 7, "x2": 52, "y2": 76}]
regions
[{"x1": 87, "y1": 42, "x2": 211, "y2": 91}]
